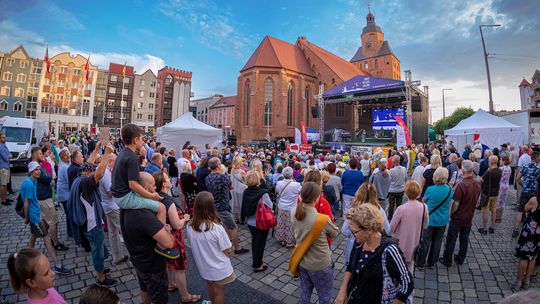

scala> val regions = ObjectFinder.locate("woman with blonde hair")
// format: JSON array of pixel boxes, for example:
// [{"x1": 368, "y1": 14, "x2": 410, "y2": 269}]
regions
[
  {"x1": 335, "y1": 204, "x2": 413, "y2": 304},
  {"x1": 230, "y1": 156, "x2": 247, "y2": 222},
  {"x1": 342, "y1": 183, "x2": 391, "y2": 263},
  {"x1": 391, "y1": 180, "x2": 429, "y2": 273},
  {"x1": 250, "y1": 159, "x2": 269, "y2": 190},
  {"x1": 421, "y1": 154, "x2": 442, "y2": 197},
  {"x1": 290, "y1": 182, "x2": 339, "y2": 304}
]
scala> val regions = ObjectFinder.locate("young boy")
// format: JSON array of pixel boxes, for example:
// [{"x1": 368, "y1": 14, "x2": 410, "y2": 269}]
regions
[{"x1": 110, "y1": 124, "x2": 179, "y2": 259}]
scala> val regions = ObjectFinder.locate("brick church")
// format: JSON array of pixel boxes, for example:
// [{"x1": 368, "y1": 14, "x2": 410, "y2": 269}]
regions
[{"x1": 235, "y1": 10, "x2": 400, "y2": 144}]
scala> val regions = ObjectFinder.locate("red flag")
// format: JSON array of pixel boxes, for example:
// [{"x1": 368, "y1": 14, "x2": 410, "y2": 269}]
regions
[
  {"x1": 43, "y1": 46, "x2": 51, "y2": 73},
  {"x1": 84, "y1": 55, "x2": 90, "y2": 81},
  {"x1": 300, "y1": 121, "x2": 307, "y2": 144},
  {"x1": 394, "y1": 115, "x2": 412, "y2": 145}
]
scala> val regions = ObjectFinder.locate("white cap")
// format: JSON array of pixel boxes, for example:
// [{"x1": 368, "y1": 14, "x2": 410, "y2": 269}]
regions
[{"x1": 28, "y1": 161, "x2": 41, "y2": 173}]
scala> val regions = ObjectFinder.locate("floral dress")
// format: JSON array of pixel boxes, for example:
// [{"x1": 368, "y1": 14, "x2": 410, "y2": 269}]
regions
[
  {"x1": 497, "y1": 165, "x2": 511, "y2": 209},
  {"x1": 516, "y1": 202, "x2": 540, "y2": 260}
]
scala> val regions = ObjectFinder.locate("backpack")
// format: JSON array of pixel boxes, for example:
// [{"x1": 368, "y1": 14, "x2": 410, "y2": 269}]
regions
[{"x1": 15, "y1": 193, "x2": 25, "y2": 218}]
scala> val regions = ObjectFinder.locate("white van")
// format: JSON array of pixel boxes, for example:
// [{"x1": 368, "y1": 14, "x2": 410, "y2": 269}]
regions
[{"x1": 0, "y1": 118, "x2": 49, "y2": 169}]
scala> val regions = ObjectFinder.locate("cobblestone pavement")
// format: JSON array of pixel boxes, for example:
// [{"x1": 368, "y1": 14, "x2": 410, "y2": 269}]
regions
[{"x1": 0, "y1": 173, "x2": 537, "y2": 303}]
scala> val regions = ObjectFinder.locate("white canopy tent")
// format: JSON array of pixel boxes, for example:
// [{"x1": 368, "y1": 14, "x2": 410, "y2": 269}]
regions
[
  {"x1": 444, "y1": 109, "x2": 523, "y2": 152},
  {"x1": 156, "y1": 112, "x2": 222, "y2": 155}
]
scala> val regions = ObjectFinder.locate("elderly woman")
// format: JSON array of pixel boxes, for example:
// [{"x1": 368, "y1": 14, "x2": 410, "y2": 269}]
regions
[
  {"x1": 391, "y1": 180, "x2": 429, "y2": 273},
  {"x1": 230, "y1": 156, "x2": 247, "y2": 222},
  {"x1": 335, "y1": 204, "x2": 413, "y2": 304},
  {"x1": 417, "y1": 167, "x2": 453, "y2": 270},
  {"x1": 275, "y1": 167, "x2": 302, "y2": 247},
  {"x1": 421, "y1": 154, "x2": 442, "y2": 197},
  {"x1": 241, "y1": 170, "x2": 273, "y2": 272},
  {"x1": 180, "y1": 161, "x2": 197, "y2": 214}
]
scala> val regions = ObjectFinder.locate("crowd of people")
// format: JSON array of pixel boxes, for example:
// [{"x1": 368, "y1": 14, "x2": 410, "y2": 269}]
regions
[{"x1": 1, "y1": 126, "x2": 540, "y2": 303}]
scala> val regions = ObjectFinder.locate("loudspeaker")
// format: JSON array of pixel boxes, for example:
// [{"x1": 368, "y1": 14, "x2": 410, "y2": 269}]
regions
[
  {"x1": 411, "y1": 96, "x2": 422, "y2": 112},
  {"x1": 311, "y1": 106, "x2": 318, "y2": 118}
]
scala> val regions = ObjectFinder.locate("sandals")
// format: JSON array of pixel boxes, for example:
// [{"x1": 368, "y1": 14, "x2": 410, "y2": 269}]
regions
[
  {"x1": 168, "y1": 286, "x2": 178, "y2": 292},
  {"x1": 254, "y1": 265, "x2": 268, "y2": 272},
  {"x1": 181, "y1": 294, "x2": 202, "y2": 303}
]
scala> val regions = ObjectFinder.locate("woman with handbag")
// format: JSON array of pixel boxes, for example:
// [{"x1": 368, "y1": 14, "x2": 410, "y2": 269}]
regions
[
  {"x1": 275, "y1": 167, "x2": 301, "y2": 247},
  {"x1": 417, "y1": 167, "x2": 453, "y2": 270},
  {"x1": 290, "y1": 182, "x2": 339, "y2": 304},
  {"x1": 335, "y1": 203, "x2": 413, "y2": 304},
  {"x1": 241, "y1": 170, "x2": 274, "y2": 272},
  {"x1": 390, "y1": 180, "x2": 429, "y2": 273}
]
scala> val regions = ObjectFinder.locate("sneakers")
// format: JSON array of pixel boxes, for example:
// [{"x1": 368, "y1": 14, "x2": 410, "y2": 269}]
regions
[
  {"x1": 511, "y1": 280, "x2": 522, "y2": 292},
  {"x1": 512, "y1": 229, "x2": 520, "y2": 237},
  {"x1": 154, "y1": 247, "x2": 180, "y2": 259},
  {"x1": 96, "y1": 277, "x2": 117, "y2": 287},
  {"x1": 234, "y1": 248, "x2": 249, "y2": 255},
  {"x1": 488, "y1": 227, "x2": 495, "y2": 234},
  {"x1": 53, "y1": 265, "x2": 73, "y2": 276},
  {"x1": 54, "y1": 242, "x2": 69, "y2": 251},
  {"x1": 477, "y1": 228, "x2": 488, "y2": 235}
]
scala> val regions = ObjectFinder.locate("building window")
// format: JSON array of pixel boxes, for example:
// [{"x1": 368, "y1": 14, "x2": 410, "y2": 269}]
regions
[
  {"x1": 72, "y1": 82, "x2": 79, "y2": 88},
  {"x1": 122, "y1": 89, "x2": 128, "y2": 95},
  {"x1": 59, "y1": 66, "x2": 67, "y2": 74},
  {"x1": 124, "y1": 78, "x2": 130, "y2": 84},
  {"x1": 137, "y1": 102, "x2": 143, "y2": 108},
  {"x1": 71, "y1": 95, "x2": 78, "y2": 102},
  {"x1": 305, "y1": 86, "x2": 311, "y2": 125},
  {"x1": 364, "y1": 62, "x2": 368, "y2": 69},
  {"x1": 83, "y1": 98, "x2": 90, "y2": 103},
  {"x1": 108, "y1": 87, "x2": 116, "y2": 94},
  {"x1": 244, "y1": 80, "x2": 250, "y2": 126},
  {"x1": 110, "y1": 75, "x2": 118, "y2": 82},
  {"x1": 5, "y1": 58, "x2": 14, "y2": 66},
  {"x1": 121, "y1": 100, "x2": 128, "y2": 107},
  {"x1": 13, "y1": 101, "x2": 23, "y2": 112},
  {"x1": 149, "y1": 92, "x2": 155, "y2": 98},
  {"x1": 107, "y1": 112, "x2": 113, "y2": 118},
  {"x1": 32, "y1": 66, "x2": 42, "y2": 74},
  {"x1": 16, "y1": 74, "x2": 26, "y2": 83},
  {"x1": 0, "y1": 100, "x2": 7, "y2": 111},
  {"x1": 165, "y1": 75, "x2": 172, "y2": 85},
  {"x1": 139, "y1": 90, "x2": 144, "y2": 98},
  {"x1": 264, "y1": 78, "x2": 273, "y2": 126},
  {"x1": 137, "y1": 113, "x2": 143, "y2": 120},
  {"x1": 74, "y1": 69, "x2": 81, "y2": 76},
  {"x1": 0, "y1": 86, "x2": 9, "y2": 96},
  {"x1": 336, "y1": 103, "x2": 345, "y2": 117},
  {"x1": 148, "y1": 114, "x2": 153, "y2": 120},
  {"x1": 57, "y1": 94, "x2": 64, "y2": 101},
  {"x1": 140, "y1": 79, "x2": 145, "y2": 86},
  {"x1": 82, "y1": 109, "x2": 89, "y2": 116},
  {"x1": 20, "y1": 60, "x2": 28, "y2": 69},
  {"x1": 287, "y1": 82, "x2": 294, "y2": 126},
  {"x1": 58, "y1": 80, "x2": 65, "y2": 87},
  {"x1": 14, "y1": 88, "x2": 24, "y2": 98},
  {"x1": 85, "y1": 83, "x2": 92, "y2": 90},
  {"x1": 151, "y1": 81, "x2": 156, "y2": 87},
  {"x1": 149, "y1": 103, "x2": 154, "y2": 109},
  {"x1": 41, "y1": 106, "x2": 48, "y2": 113},
  {"x1": 3, "y1": 72, "x2": 12, "y2": 81},
  {"x1": 88, "y1": 71, "x2": 94, "y2": 79},
  {"x1": 108, "y1": 99, "x2": 115, "y2": 106}
]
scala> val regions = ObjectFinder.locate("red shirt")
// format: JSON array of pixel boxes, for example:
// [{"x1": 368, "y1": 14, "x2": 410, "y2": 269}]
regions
[{"x1": 40, "y1": 160, "x2": 53, "y2": 176}]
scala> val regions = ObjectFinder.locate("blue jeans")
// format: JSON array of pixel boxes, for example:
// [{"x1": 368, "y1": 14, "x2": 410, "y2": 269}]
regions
[{"x1": 84, "y1": 227, "x2": 109, "y2": 273}]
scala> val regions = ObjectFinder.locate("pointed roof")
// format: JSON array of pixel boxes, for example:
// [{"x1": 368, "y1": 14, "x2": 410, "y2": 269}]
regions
[
  {"x1": 241, "y1": 36, "x2": 314, "y2": 76},
  {"x1": 8, "y1": 45, "x2": 30, "y2": 60},
  {"x1": 363, "y1": 12, "x2": 382, "y2": 34},
  {"x1": 519, "y1": 78, "x2": 530, "y2": 87},
  {"x1": 377, "y1": 41, "x2": 394, "y2": 56},
  {"x1": 210, "y1": 96, "x2": 237, "y2": 109},
  {"x1": 350, "y1": 47, "x2": 365, "y2": 62},
  {"x1": 298, "y1": 39, "x2": 366, "y2": 82}
]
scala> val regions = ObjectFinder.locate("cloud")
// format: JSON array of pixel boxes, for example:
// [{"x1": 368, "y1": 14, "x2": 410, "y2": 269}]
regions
[
  {"x1": 0, "y1": 0, "x2": 39, "y2": 22},
  {"x1": 158, "y1": 0, "x2": 255, "y2": 58},
  {"x1": 0, "y1": 21, "x2": 166, "y2": 75},
  {"x1": 42, "y1": 2, "x2": 86, "y2": 30}
]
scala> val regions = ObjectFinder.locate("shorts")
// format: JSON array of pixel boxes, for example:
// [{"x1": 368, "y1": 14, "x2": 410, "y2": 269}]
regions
[
  {"x1": 30, "y1": 221, "x2": 49, "y2": 238},
  {"x1": 518, "y1": 192, "x2": 535, "y2": 212},
  {"x1": 136, "y1": 267, "x2": 168, "y2": 304},
  {"x1": 481, "y1": 196, "x2": 498, "y2": 212},
  {"x1": 39, "y1": 198, "x2": 58, "y2": 226},
  {"x1": 0, "y1": 168, "x2": 9, "y2": 186},
  {"x1": 217, "y1": 210, "x2": 237, "y2": 230},
  {"x1": 208, "y1": 272, "x2": 236, "y2": 285}
]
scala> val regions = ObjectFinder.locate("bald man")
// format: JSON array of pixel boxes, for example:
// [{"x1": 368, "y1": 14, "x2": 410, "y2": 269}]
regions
[{"x1": 479, "y1": 155, "x2": 502, "y2": 235}]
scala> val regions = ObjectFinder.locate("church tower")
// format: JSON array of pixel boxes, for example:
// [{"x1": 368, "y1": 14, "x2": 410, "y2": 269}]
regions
[{"x1": 350, "y1": 10, "x2": 401, "y2": 80}]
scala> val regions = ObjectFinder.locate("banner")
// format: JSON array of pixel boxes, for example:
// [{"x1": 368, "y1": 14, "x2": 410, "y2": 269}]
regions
[
  {"x1": 394, "y1": 115, "x2": 411, "y2": 145},
  {"x1": 396, "y1": 126, "x2": 406, "y2": 148},
  {"x1": 295, "y1": 128, "x2": 302, "y2": 144},
  {"x1": 287, "y1": 144, "x2": 300, "y2": 153},
  {"x1": 300, "y1": 121, "x2": 307, "y2": 144},
  {"x1": 373, "y1": 108, "x2": 406, "y2": 130},
  {"x1": 300, "y1": 144, "x2": 312, "y2": 152},
  {"x1": 351, "y1": 146, "x2": 373, "y2": 156}
]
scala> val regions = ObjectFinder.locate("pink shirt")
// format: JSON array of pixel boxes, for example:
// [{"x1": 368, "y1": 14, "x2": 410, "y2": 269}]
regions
[
  {"x1": 27, "y1": 288, "x2": 66, "y2": 304},
  {"x1": 390, "y1": 200, "x2": 429, "y2": 263}
]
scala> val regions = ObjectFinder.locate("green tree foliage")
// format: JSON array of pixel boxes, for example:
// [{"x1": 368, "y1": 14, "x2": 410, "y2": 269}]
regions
[{"x1": 433, "y1": 107, "x2": 475, "y2": 134}]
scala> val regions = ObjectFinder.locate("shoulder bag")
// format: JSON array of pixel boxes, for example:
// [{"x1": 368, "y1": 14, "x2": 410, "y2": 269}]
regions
[
  {"x1": 256, "y1": 198, "x2": 277, "y2": 230},
  {"x1": 429, "y1": 187, "x2": 452, "y2": 216},
  {"x1": 413, "y1": 204, "x2": 426, "y2": 264},
  {"x1": 288, "y1": 213, "x2": 329, "y2": 277},
  {"x1": 476, "y1": 170, "x2": 491, "y2": 210}
]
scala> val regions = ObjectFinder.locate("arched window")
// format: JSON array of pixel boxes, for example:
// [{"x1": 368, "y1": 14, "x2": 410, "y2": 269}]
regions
[
  {"x1": 244, "y1": 80, "x2": 250, "y2": 125},
  {"x1": 0, "y1": 100, "x2": 7, "y2": 111},
  {"x1": 264, "y1": 78, "x2": 272, "y2": 126},
  {"x1": 287, "y1": 82, "x2": 294, "y2": 126},
  {"x1": 305, "y1": 86, "x2": 311, "y2": 126},
  {"x1": 13, "y1": 101, "x2": 23, "y2": 112}
]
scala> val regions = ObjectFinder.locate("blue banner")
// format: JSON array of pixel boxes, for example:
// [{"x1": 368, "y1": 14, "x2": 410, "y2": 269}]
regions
[{"x1": 323, "y1": 75, "x2": 404, "y2": 98}]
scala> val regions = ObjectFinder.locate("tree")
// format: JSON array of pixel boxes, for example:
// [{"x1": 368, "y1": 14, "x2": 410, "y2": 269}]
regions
[{"x1": 433, "y1": 107, "x2": 475, "y2": 134}]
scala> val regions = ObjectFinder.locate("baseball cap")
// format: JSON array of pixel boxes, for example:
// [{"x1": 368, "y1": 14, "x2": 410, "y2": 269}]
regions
[{"x1": 28, "y1": 161, "x2": 41, "y2": 173}]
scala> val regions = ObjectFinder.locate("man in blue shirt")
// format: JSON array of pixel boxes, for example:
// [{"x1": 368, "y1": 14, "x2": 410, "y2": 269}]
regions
[
  {"x1": 0, "y1": 133, "x2": 11, "y2": 206},
  {"x1": 57, "y1": 149, "x2": 73, "y2": 238},
  {"x1": 144, "y1": 153, "x2": 163, "y2": 174},
  {"x1": 478, "y1": 150, "x2": 492, "y2": 177},
  {"x1": 341, "y1": 158, "x2": 364, "y2": 212},
  {"x1": 22, "y1": 161, "x2": 72, "y2": 275}
]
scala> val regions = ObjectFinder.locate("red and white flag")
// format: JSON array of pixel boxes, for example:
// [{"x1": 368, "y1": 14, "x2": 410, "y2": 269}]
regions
[
  {"x1": 43, "y1": 46, "x2": 51, "y2": 73},
  {"x1": 84, "y1": 55, "x2": 90, "y2": 81}
]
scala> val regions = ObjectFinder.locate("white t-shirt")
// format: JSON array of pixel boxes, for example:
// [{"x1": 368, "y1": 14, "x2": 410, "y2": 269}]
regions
[
  {"x1": 411, "y1": 164, "x2": 426, "y2": 187},
  {"x1": 187, "y1": 222, "x2": 234, "y2": 281},
  {"x1": 360, "y1": 159, "x2": 371, "y2": 177}
]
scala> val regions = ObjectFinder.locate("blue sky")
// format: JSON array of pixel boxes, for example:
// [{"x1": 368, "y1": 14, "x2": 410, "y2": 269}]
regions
[{"x1": 1, "y1": 0, "x2": 539, "y2": 121}]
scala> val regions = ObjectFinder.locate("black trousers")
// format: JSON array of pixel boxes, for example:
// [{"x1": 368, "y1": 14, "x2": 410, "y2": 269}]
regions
[
  {"x1": 387, "y1": 191, "x2": 404, "y2": 220},
  {"x1": 509, "y1": 166, "x2": 516, "y2": 185},
  {"x1": 418, "y1": 225, "x2": 446, "y2": 267},
  {"x1": 249, "y1": 225, "x2": 269, "y2": 268},
  {"x1": 442, "y1": 221, "x2": 472, "y2": 266}
]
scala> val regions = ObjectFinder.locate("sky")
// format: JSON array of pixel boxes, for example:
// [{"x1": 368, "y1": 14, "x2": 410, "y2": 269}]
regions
[{"x1": 1, "y1": 0, "x2": 539, "y2": 122}]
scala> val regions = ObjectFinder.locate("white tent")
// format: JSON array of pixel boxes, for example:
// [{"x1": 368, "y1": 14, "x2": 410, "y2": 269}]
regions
[
  {"x1": 156, "y1": 112, "x2": 222, "y2": 155},
  {"x1": 444, "y1": 109, "x2": 523, "y2": 152}
]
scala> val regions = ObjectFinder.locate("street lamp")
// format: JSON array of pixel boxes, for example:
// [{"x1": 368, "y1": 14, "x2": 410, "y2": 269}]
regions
[
  {"x1": 479, "y1": 24, "x2": 501, "y2": 114},
  {"x1": 442, "y1": 88, "x2": 452, "y2": 119}
]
